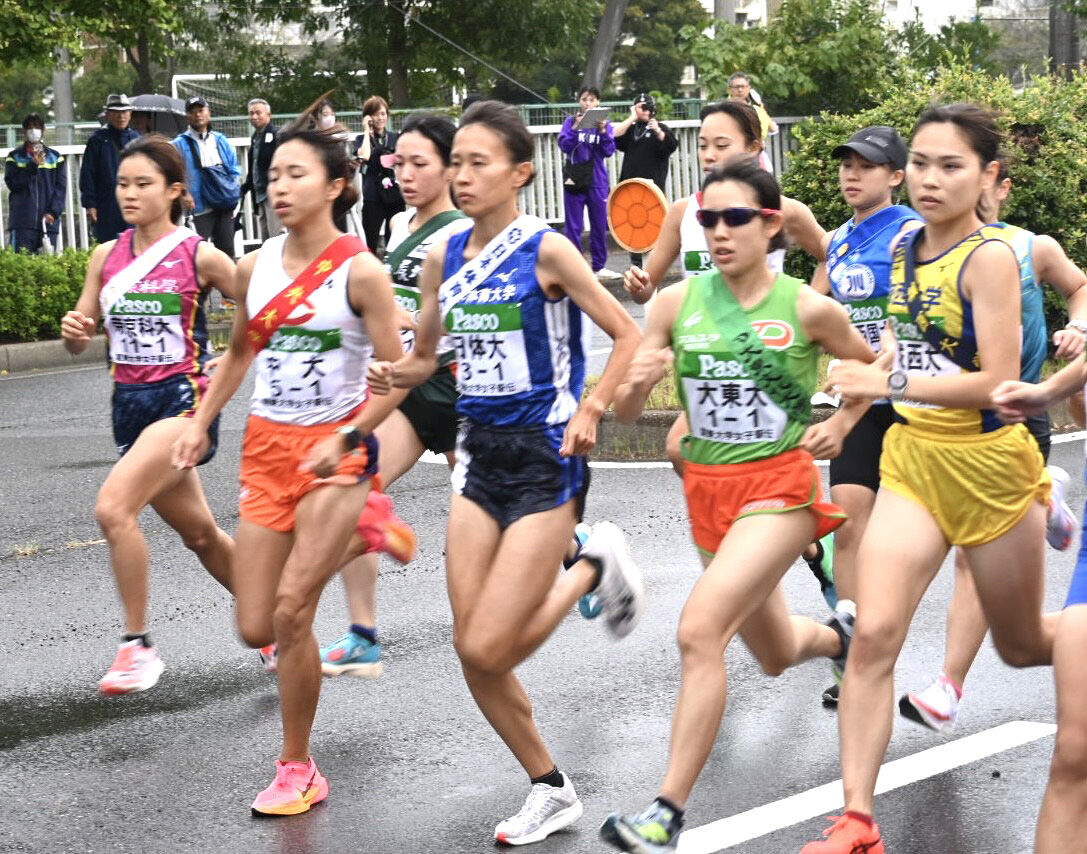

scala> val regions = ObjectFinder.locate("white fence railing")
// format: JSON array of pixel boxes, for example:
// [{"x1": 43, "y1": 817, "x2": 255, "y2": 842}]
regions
[{"x1": 0, "y1": 118, "x2": 803, "y2": 253}]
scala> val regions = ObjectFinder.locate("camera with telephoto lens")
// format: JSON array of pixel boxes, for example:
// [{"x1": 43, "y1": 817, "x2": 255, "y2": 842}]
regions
[{"x1": 635, "y1": 93, "x2": 656, "y2": 118}]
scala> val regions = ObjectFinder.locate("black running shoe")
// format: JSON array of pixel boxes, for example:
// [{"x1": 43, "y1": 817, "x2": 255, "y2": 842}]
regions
[{"x1": 822, "y1": 682, "x2": 839, "y2": 706}]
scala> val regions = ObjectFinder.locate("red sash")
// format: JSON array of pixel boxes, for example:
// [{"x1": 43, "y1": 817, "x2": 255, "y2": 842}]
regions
[{"x1": 246, "y1": 235, "x2": 367, "y2": 354}]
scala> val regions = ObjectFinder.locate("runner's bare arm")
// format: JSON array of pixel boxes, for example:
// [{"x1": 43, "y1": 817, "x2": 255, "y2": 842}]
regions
[
  {"x1": 60, "y1": 242, "x2": 113, "y2": 354},
  {"x1": 194, "y1": 241, "x2": 238, "y2": 301},
  {"x1": 782, "y1": 197, "x2": 826, "y2": 260},
  {"x1": 345, "y1": 252, "x2": 409, "y2": 434},
  {"x1": 1034, "y1": 234, "x2": 1087, "y2": 359},
  {"x1": 809, "y1": 263, "x2": 831, "y2": 296},
  {"x1": 539, "y1": 231, "x2": 642, "y2": 455},
  {"x1": 613, "y1": 285, "x2": 683, "y2": 424},
  {"x1": 172, "y1": 253, "x2": 258, "y2": 468},
  {"x1": 369, "y1": 239, "x2": 446, "y2": 394},
  {"x1": 625, "y1": 198, "x2": 685, "y2": 304},
  {"x1": 993, "y1": 359, "x2": 1087, "y2": 423}
]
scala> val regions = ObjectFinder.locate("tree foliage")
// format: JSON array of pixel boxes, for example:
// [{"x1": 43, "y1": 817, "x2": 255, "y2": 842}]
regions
[{"x1": 612, "y1": 0, "x2": 710, "y2": 97}]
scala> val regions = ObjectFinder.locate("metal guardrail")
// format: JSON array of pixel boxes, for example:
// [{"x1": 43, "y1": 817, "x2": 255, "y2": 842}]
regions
[{"x1": 0, "y1": 117, "x2": 804, "y2": 252}]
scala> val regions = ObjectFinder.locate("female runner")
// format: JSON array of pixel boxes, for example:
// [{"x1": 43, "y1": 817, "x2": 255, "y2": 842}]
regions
[
  {"x1": 172, "y1": 116, "x2": 406, "y2": 816},
  {"x1": 61, "y1": 135, "x2": 235, "y2": 696},
  {"x1": 622, "y1": 101, "x2": 826, "y2": 476},
  {"x1": 320, "y1": 112, "x2": 470, "y2": 676},
  {"x1": 803, "y1": 104, "x2": 1056, "y2": 853},
  {"x1": 367, "y1": 100, "x2": 643, "y2": 846},
  {"x1": 600, "y1": 158, "x2": 874, "y2": 853}
]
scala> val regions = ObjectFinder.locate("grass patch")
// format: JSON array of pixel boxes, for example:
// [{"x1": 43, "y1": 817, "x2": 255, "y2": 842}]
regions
[
  {"x1": 583, "y1": 371, "x2": 683, "y2": 411},
  {"x1": 11, "y1": 543, "x2": 39, "y2": 557}
]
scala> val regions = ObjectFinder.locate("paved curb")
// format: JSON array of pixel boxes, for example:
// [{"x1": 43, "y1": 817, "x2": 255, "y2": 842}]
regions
[{"x1": 0, "y1": 335, "x2": 107, "y2": 374}]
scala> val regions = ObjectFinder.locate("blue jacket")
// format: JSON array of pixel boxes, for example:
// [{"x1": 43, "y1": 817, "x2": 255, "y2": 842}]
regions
[
  {"x1": 5, "y1": 143, "x2": 67, "y2": 233},
  {"x1": 79, "y1": 125, "x2": 140, "y2": 242},
  {"x1": 172, "y1": 129, "x2": 241, "y2": 214}
]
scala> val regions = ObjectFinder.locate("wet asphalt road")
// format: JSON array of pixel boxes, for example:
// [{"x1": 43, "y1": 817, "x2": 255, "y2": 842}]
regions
[{"x1": 1, "y1": 359, "x2": 1079, "y2": 854}]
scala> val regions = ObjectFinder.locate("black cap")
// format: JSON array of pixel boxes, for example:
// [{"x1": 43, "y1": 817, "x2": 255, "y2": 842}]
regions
[
  {"x1": 832, "y1": 126, "x2": 907, "y2": 170},
  {"x1": 185, "y1": 96, "x2": 209, "y2": 111},
  {"x1": 104, "y1": 93, "x2": 133, "y2": 111},
  {"x1": 633, "y1": 92, "x2": 655, "y2": 110}
]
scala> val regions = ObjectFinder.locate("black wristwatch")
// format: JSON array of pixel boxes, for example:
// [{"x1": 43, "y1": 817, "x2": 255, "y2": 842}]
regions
[{"x1": 337, "y1": 425, "x2": 363, "y2": 450}]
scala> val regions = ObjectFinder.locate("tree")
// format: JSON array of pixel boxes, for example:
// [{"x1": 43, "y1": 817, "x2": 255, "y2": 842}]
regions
[
  {"x1": 679, "y1": 0, "x2": 900, "y2": 114},
  {"x1": 613, "y1": 0, "x2": 711, "y2": 96},
  {"x1": 0, "y1": 59, "x2": 51, "y2": 126},
  {"x1": 901, "y1": 13, "x2": 1002, "y2": 77}
]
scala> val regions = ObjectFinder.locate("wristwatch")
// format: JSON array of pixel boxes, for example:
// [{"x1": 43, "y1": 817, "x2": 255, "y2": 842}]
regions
[
  {"x1": 887, "y1": 370, "x2": 909, "y2": 401},
  {"x1": 337, "y1": 424, "x2": 363, "y2": 450},
  {"x1": 1066, "y1": 320, "x2": 1087, "y2": 335}
]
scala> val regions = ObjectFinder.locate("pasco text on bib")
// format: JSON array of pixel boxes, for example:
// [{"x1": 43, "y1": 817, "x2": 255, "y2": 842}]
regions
[{"x1": 107, "y1": 292, "x2": 186, "y2": 366}]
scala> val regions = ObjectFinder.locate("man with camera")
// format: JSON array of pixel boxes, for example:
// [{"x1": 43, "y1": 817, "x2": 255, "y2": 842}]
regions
[
  {"x1": 5, "y1": 114, "x2": 67, "y2": 253},
  {"x1": 612, "y1": 93, "x2": 677, "y2": 266}
]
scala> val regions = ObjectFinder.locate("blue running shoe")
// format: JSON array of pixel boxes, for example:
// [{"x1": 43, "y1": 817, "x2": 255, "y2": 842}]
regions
[
  {"x1": 569, "y1": 523, "x2": 603, "y2": 620},
  {"x1": 320, "y1": 632, "x2": 383, "y2": 678},
  {"x1": 804, "y1": 533, "x2": 837, "y2": 610}
]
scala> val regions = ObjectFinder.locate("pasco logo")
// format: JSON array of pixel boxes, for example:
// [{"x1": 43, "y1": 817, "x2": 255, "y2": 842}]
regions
[
  {"x1": 450, "y1": 307, "x2": 500, "y2": 332},
  {"x1": 749, "y1": 319, "x2": 794, "y2": 350}
]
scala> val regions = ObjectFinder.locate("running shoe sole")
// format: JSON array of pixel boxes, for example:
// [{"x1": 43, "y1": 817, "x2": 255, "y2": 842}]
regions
[
  {"x1": 585, "y1": 521, "x2": 645, "y2": 640},
  {"x1": 898, "y1": 692, "x2": 954, "y2": 733},
  {"x1": 495, "y1": 799, "x2": 583, "y2": 845},
  {"x1": 602, "y1": 813, "x2": 676, "y2": 853},
  {"x1": 251, "y1": 776, "x2": 329, "y2": 817},
  {"x1": 320, "y1": 660, "x2": 384, "y2": 678},
  {"x1": 99, "y1": 656, "x2": 165, "y2": 696}
]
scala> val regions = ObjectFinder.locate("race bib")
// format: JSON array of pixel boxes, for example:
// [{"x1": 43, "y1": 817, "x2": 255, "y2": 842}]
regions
[
  {"x1": 844, "y1": 298, "x2": 889, "y2": 352},
  {"x1": 106, "y1": 292, "x2": 186, "y2": 366},
  {"x1": 253, "y1": 327, "x2": 345, "y2": 413},
  {"x1": 892, "y1": 316, "x2": 960, "y2": 410},
  {"x1": 446, "y1": 303, "x2": 530, "y2": 397},
  {"x1": 392, "y1": 284, "x2": 421, "y2": 352},
  {"x1": 682, "y1": 376, "x2": 787, "y2": 444},
  {"x1": 684, "y1": 249, "x2": 712, "y2": 275}
]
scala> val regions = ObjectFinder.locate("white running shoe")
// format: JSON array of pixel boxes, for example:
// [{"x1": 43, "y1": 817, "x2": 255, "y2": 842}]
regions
[
  {"x1": 99, "y1": 640, "x2": 165, "y2": 696},
  {"x1": 1046, "y1": 465, "x2": 1076, "y2": 551},
  {"x1": 596, "y1": 267, "x2": 624, "y2": 280},
  {"x1": 494, "y1": 773, "x2": 583, "y2": 845},
  {"x1": 578, "y1": 521, "x2": 645, "y2": 639},
  {"x1": 899, "y1": 674, "x2": 960, "y2": 733}
]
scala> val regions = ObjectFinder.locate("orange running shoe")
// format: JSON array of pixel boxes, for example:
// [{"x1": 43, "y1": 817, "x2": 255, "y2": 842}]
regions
[
  {"x1": 99, "y1": 640, "x2": 165, "y2": 696},
  {"x1": 356, "y1": 490, "x2": 416, "y2": 564},
  {"x1": 801, "y1": 814, "x2": 884, "y2": 853},
  {"x1": 251, "y1": 758, "x2": 329, "y2": 816},
  {"x1": 258, "y1": 644, "x2": 277, "y2": 674}
]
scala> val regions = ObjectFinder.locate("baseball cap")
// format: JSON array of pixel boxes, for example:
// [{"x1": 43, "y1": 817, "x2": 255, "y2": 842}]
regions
[
  {"x1": 633, "y1": 92, "x2": 656, "y2": 110},
  {"x1": 104, "y1": 93, "x2": 133, "y2": 111},
  {"x1": 832, "y1": 126, "x2": 907, "y2": 170},
  {"x1": 185, "y1": 96, "x2": 210, "y2": 111}
]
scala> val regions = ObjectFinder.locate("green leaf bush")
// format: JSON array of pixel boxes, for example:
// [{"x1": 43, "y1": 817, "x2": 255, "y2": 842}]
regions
[
  {"x1": 0, "y1": 248, "x2": 90, "y2": 343},
  {"x1": 780, "y1": 64, "x2": 1087, "y2": 340}
]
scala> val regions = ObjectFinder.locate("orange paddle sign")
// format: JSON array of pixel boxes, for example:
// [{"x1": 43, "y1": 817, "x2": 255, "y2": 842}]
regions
[{"x1": 607, "y1": 178, "x2": 668, "y2": 253}]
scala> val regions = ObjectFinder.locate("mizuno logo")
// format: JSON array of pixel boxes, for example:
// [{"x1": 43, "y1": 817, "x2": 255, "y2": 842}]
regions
[
  {"x1": 160, "y1": 260, "x2": 181, "y2": 269},
  {"x1": 494, "y1": 270, "x2": 515, "y2": 283}
]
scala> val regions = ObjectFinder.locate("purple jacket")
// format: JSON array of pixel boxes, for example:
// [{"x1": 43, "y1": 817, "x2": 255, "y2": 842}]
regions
[{"x1": 559, "y1": 116, "x2": 615, "y2": 195}]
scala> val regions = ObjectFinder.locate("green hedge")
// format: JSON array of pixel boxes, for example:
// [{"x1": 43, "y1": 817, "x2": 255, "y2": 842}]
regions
[
  {"x1": 780, "y1": 64, "x2": 1087, "y2": 339},
  {"x1": 0, "y1": 248, "x2": 91, "y2": 343}
]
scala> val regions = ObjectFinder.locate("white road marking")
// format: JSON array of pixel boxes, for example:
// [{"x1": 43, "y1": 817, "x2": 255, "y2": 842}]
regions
[
  {"x1": 677, "y1": 720, "x2": 1057, "y2": 853},
  {"x1": 0, "y1": 364, "x2": 103, "y2": 380}
]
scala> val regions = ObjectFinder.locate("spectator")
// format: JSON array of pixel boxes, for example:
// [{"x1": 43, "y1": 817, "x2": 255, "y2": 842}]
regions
[
  {"x1": 173, "y1": 96, "x2": 241, "y2": 258},
  {"x1": 612, "y1": 92, "x2": 677, "y2": 266},
  {"x1": 5, "y1": 114, "x2": 67, "y2": 253},
  {"x1": 306, "y1": 97, "x2": 353, "y2": 232},
  {"x1": 311, "y1": 98, "x2": 337, "y2": 130},
  {"x1": 79, "y1": 94, "x2": 139, "y2": 244},
  {"x1": 558, "y1": 85, "x2": 618, "y2": 278},
  {"x1": 728, "y1": 72, "x2": 778, "y2": 172},
  {"x1": 240, "y1": 98, "x2": 281, "y2": 239},
  {"x1": 354, "y1": 95, "x2": 403, "y2": 254}
]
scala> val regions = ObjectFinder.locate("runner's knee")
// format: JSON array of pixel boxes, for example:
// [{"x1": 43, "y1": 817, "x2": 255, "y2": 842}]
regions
[
  {"x1": 94, "y1": 493, "x2": 136, "y2": 537},
  {"x1": 1051, "y1": 723, "x2": 1087, "y2": 782},
  {"x1": 272, "y1": 591, "x2": 315, "y2": 647},
  {"x1": 990, "y1": 630, "x2": 1047, "y2": 668},
  {"x1": 237, "y1": 612, "x2": 273, "y2": 648},
  {"x1": 676, "y1": 614, "x2": 727, "y2": 664},
  {"x1": 454, "y1": 628, "x2": 509, "y2": 675},
  {"x1": 178, "y1": 520, "x2": 220, "y2": 555},
  {"x1": 847, "y1": 615, "x2": 902, "y2": 673}
]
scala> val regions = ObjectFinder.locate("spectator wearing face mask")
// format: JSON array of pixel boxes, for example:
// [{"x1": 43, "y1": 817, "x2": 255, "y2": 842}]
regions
[{"x1": 5, "y1": 114, "x2": 67, "y2": 253}]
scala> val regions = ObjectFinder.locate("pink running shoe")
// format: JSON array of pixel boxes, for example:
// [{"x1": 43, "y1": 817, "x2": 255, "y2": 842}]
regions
[
  {"x1": 356, "y1": 490, "x2": 417, "y2": 565},
  {"x1": 259, "y1": 644, "x2": 278, "y2": 674},
  {"x1": 99, "y1": 640, "x2": 165, "y2": 696},
  {"x1": 251, "y1": 758, "x2": 329, "y2": 816}
]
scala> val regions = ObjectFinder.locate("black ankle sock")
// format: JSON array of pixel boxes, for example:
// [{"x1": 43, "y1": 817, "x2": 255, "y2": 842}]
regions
[
  {"x1": 123, "y1": 632, "x2": 151, "y2": 648},
  {"x1": 583, "y1": 556, "x2": 604, "y2": 591},
  {"x1": 530, "y1": 767, "x2": 564, "y2": 788},
  {"x1": 655, "y1": 796, "x2": 685, "y2": 822},
  {"x1": 562, "y1": 534, "x2": 583, "y2": 570},
  {"x1": 349, "y1": 624, "x2": 378, "y2": 644}
]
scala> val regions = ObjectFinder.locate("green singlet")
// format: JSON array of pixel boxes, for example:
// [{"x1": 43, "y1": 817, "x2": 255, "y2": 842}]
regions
[{"x1": 673, "y1": 271, "x2": 817, "y2": 466}]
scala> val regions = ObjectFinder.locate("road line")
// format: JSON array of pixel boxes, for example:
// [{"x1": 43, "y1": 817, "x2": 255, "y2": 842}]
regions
[
  {"x1": 677, "y1": 720, "x2": 1056, "y2": 853},
  {"x1": 1052, "y1": 430, "x2": 1086, "y2": 444},
  {"x1": 0, "y1": 364, "x2": 103, "y2": 381}
]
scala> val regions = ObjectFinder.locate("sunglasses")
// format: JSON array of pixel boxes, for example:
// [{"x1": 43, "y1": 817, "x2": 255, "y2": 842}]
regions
[{"x1": 695, "y1": 207, "x2": 779, "y2": 228}]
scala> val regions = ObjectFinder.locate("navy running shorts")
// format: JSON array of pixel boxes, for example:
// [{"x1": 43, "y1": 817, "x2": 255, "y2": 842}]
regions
[
  {"x1": 1067, "y1": 500, "x2": 1087, "y2": 608},
  {"x1": 829, "y1": 403, "x2": 896, "y2": 492},
  {"x1": 451, "y1": 419, "x2": 589, "y2": 529},
  {"x1": 1024, "y1": 411, "x2": 1051, "y2": 464},
  {"x1": 111, "y1": 375, "x2": 219, "y2": 464}
]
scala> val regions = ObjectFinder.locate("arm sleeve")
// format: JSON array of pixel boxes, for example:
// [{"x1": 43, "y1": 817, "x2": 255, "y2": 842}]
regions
[
  {"x1": 240, "y1": 143, "x2": 252, "y2": 196},
  {"x1": 599, "y1": 123, "x2": 616, "y2": 157},
  {"x1": 5, "y1": 155, "x2": 32, "y2": 193},
  {"x1": 48, "y1": 155, "x2": 68, "y2": 215},
  {"x1": 614, "y1": 130, "x2": 631, "y2": 153},
  {"x1": 658, "y1": 124, "x2": 678, "y2": 156},
  {"x1": 222, "y1": 136, "x2": 241, "y2": 179},
  {"x1": 79, "y1": 139, "x2": 97, "y2": 208},
  {"x1": 557, "y1": 118, "x2": 578, "y2": 153}
]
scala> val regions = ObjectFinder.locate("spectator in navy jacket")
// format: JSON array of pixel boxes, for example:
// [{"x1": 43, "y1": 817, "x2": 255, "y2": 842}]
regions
[
  {"x1": 79, "y1": 94, "x2": 139, "y2": 244},
  {"x1": 173, "y1": 96, "x2": 241, "y2": 257},
  {"x1": 558, "y1": 86, "x2": 616, "y2": 277},
  {"x1": 240, "y1": 98, "x2": 280, "y2": 239},
  {"x1": 5, "y1": 114, "x2": 67, "y2": 253}
]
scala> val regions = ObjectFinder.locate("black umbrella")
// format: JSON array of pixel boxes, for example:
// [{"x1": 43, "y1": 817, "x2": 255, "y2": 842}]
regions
[{"x1": 129, "y1": 94, "x2": 187, "y2": 136}]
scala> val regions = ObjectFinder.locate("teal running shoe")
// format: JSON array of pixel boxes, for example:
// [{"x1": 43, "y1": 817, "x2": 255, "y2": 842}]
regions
[
  {"x1": 600, "y1": 800, "x2": 684, "y2": 852},
  {"x1": 320, "y1": 632, "x2": 383, "y2": 678},
  {"x1": 804, "y1": 533, "x2": 837, "y2": 610},
  {"x1": 570, "y1": 523, "x2": 603, "y2": 620}
]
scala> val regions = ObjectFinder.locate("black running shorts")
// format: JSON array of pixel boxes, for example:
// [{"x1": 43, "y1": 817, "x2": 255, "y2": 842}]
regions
[{"x1": 829, "y1": 403, "x2": 896, "y2": 492}]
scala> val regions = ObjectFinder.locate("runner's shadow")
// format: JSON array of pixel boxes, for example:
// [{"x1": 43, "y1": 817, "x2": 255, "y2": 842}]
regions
[{"x1": 0, "y1": 662, "x2": 270, "y2": 750}]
